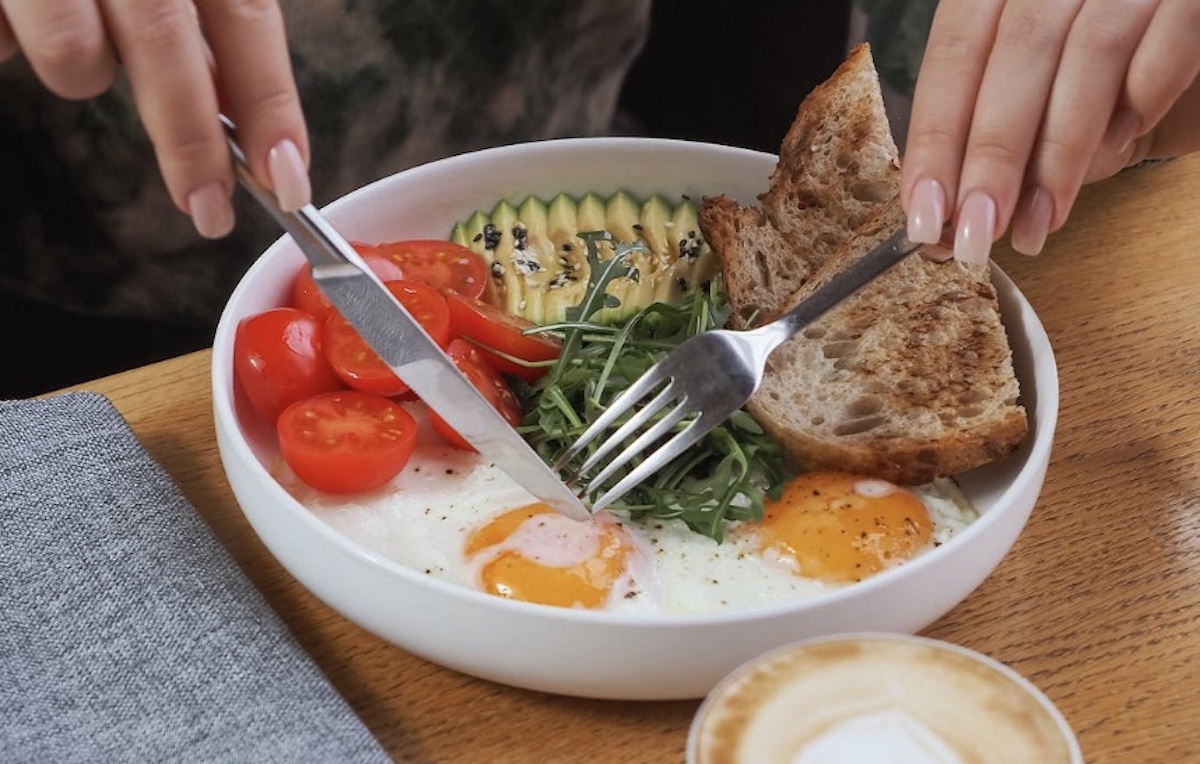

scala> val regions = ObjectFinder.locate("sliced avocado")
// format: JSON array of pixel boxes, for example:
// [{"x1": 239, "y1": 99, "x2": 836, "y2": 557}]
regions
[
  {"x1": 598, "y1": 191, "x2": 646, "y2": 317},
  {"x1": 667, "y1": 198, "x2": 719, "y2": 302},
  {"x1": 637, "y1": 194, "x2": 673, "y2": 259},
  {"x1": 447, "y1": 190, "x2": 718, "y2": 325},
  {"x1": 604, "y1": 190, "x2": 642, "y2": 242},
  {"x1": 451, "y1": 209, "x2": 507, "y2": 305},
  {"x1": 544, "y1": 193, "x2": 589, "y2": 323},
  {"x1": 450, "y1": 210, "x2": 488, "y2": 252},
  {"x1": 513, "y1": 195, "x2": 553, "y2": 323},
  {"x1": 485, "y1": 199, "x2": 525, "y2": 316},
  {"x1": 547, "y1": 193, "x2": 579, "y2": 244},
  {"x1": 576, "y1": 192, "x2": 609, "y2": 236}
]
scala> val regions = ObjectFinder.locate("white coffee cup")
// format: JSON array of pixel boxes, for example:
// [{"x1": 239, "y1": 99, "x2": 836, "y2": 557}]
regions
[{"x1": 688, "y1": 633, "x2": 1082, "y2": 763}]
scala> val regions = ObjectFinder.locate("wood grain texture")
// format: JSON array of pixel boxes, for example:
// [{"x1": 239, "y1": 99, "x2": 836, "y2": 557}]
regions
[{"x1": 60, "y1": 153, "x2": 1200, "y2": 762}]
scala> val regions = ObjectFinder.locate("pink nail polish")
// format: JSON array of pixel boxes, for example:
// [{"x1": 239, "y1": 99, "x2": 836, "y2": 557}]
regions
[
  {"x1": 908, "y1": 178, "x2": 945, "y2": 244},
  {"x1": 188, "y1": 181, "x2": 234, "y2": 239},
  {"x1": 1010, "y1": 187, "x2": 1054, "y2": 256},
  {"x1": 268, "y1": 139, "x2": 311, "y2": 212},
  {"x1": 954, "y1": 191, "x2": 996, "y2": 266}
]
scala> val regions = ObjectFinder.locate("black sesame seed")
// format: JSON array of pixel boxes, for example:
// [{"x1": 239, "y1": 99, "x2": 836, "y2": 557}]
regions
[{"x1": 483, "y1": 223, "x2": 501, "y2": 250}]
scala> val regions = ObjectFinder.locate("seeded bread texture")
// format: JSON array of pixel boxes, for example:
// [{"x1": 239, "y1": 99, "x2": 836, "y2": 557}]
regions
[{"x1": 698, "y1": 43, "x2": 1028, "y2": 485}]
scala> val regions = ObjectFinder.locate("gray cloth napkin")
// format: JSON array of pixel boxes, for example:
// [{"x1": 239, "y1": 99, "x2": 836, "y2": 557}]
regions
[{"x1": 0, "y1": 392, "x2": 390, "y2": 763}]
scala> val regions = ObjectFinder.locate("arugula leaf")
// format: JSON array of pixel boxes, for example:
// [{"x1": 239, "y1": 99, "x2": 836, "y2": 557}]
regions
[{"x1": 518, "y1": 233, "x2": 789, "y2": 541}]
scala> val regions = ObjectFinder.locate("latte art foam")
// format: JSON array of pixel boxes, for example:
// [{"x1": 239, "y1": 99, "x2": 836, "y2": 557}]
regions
[{"x1": 688, "y1": 635, "x2": 1081, "y2": 764}]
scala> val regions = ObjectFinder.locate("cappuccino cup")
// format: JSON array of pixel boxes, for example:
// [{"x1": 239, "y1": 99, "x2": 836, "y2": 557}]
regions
[{"x1": 688, "y1": 634, "x2": 1081, "y2": 764}]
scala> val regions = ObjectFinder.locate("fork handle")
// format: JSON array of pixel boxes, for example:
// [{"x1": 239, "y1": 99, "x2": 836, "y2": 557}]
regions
[{"x1": 769, "y1": 227, "x2": 921, "y2": 341}]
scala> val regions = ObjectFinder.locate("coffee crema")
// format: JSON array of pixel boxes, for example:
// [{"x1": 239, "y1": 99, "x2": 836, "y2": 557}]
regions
[{"x1": 688, "y1": 635, "x2": 1081, "y2": 764}]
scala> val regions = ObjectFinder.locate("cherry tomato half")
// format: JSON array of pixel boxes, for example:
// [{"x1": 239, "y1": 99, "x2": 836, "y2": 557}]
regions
[
  {"x1": 375, "y1": 240, "x2": 488, "y2": 299},
  {"x1": 233, "y1": 307, "x2": 344, "y2": 423},
  {"x1": 290, "y1": 242, "x2": 407, "y2": 320},
  {"x1": 323, "y1": 279, "x2": 452, "y2": 396},
  {"x1": 277, "y1": 390, "x2": 418, "y2": 493},
  {"x1": 445, "y1": 292, "x2": 562, "y2": 381},
  {"x1": 429, "y1": 339, "x2": 523, "y2": 450}
]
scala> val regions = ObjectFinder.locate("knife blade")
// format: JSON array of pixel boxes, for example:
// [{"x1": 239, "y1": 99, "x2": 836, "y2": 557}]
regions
[{"x1": 221, "y1": 117, "x2": 591, "y2": 520}]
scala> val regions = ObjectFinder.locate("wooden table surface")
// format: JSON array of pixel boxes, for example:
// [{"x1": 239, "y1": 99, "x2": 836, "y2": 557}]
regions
[{"x1": 59, "y1": 153, "x2": 1200, "y2": 762}]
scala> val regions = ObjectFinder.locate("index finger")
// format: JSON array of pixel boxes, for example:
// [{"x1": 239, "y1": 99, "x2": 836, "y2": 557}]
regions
[
  {"x1": 901, "y1": 0, "x2": 1005, "y2": 243},
  {"x1": 197, "y1": 0, "x2": 309, "y2": 211},
  {"x1": 101, "y1": 0, "x2": 234, "y2": 236}
]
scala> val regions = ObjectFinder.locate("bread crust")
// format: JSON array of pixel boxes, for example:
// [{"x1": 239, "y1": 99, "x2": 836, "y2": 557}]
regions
[{"x1": 698, "y1": 44, "x2": 1028, "y2": 485}]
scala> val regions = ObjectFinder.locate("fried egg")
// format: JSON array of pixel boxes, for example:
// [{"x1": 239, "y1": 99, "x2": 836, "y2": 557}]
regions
[
  {"x1": 289, "y1": 409, "x2": 976, "y2": 615},
  {"x1": 464, "y1": 503, "x2": 651, "y2": 609},
  {"x1": 751, "y1": 471, "x2": 938, "y2": 584}
]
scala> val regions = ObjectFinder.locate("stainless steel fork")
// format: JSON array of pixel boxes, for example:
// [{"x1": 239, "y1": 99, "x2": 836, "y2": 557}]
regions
[{"x1": 556, "y1": 228, "x2": 921, "y2": 511}]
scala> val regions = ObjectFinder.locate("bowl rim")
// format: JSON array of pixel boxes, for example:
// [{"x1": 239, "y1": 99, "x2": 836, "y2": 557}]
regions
[{"x1": 212, "y1": 136, "x2": 1059, "y2": 628}]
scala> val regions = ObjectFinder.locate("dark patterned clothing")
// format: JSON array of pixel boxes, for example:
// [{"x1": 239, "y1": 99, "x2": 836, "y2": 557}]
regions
[
  {"x1": 0, "y1": 1, "x2": 651, "y2": 325},
  {"x1": 852, "y1": 0, "x2": 936, "y2": 96}
]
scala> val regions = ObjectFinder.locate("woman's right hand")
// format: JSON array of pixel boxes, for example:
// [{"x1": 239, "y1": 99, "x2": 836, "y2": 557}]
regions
[{"x1": 0, "y1": 0, "x2": 311, "y2": 238}]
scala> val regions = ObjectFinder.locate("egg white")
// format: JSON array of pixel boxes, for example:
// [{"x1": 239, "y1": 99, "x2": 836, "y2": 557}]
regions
[{"x1": 283, "y1": 405, "x2": 977, "y2": 615}]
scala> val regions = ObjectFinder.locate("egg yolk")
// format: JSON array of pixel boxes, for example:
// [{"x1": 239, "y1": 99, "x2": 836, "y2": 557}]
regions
[
  {"x1": 753, "y1": 471, "x2": 934, "y2": 583},
  {"x1": 464, "y1": 503, "x2": 634, "y2": 609}
]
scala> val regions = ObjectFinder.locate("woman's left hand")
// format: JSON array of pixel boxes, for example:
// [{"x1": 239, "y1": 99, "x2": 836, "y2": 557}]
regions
[{"x1": 901, "y1": 0, "x2": 1200, "y2": 263}]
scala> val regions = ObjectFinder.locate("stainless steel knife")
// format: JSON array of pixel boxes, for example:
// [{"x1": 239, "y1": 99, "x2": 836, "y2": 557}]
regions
[{"x1": 221, "y1": 117, "x2": 591, "y2": 520}]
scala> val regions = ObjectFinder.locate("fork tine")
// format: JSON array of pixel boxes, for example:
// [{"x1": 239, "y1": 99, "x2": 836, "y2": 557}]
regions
[
  {"x1": 572, "y1": 382, "x2": 680, "y2": 477},
  {"x1": 589, "y1": 411, "x2": 717, "y2": 512},
  {"x1": 553, "y1": 362, "x2": 678, "y2": 471},
  {"x1": 577, "y1": 393, "x2": 694, "y2": 491}
]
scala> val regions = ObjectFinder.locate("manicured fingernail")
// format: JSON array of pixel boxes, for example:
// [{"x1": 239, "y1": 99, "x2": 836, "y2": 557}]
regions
[
  {"x1": 954, "y1": 191, "x2": 996, "y2": 266},
  {"x1": 1010, "y1": 186, "x2": 1054, "y2": 256},
  {"x1": 268, "y1": 138, "x2": 311, "y2": 212},
  {"x1": 919, "y1": 242, "x2": 955, "y2": 263},
  {"x1": 907, "y1": 177, "x2": 945, "y2": 244},
  {"x1": 188, "y1": 181, "x2": 234, "y2": 239},
  {"x1": 1108, "y1": 107, "x2": 1142, "y2": 155}
]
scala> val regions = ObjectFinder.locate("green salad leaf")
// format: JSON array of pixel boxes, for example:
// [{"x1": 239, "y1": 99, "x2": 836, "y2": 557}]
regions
[{"x1": 517, "y1": 232, "x2": 789, "y2": 541}]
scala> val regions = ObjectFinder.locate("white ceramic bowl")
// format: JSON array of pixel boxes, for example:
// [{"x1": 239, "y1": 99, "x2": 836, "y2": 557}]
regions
[{"x1": 212, "y1": 138, "x2": 1059, "y2": 701}]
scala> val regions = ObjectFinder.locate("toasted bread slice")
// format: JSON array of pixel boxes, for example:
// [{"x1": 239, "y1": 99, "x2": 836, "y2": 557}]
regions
[
  {"x1": 746, "y1": 198, "x2": 1028, "y2": 484},
  {"x1": 698, "y1": 45, "x2": 1028, "y2": 484},
  {"x1": 703, "y1": 43, "x2": 900, "y2": 327}
]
